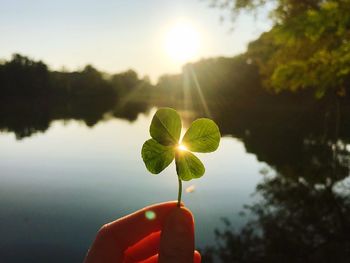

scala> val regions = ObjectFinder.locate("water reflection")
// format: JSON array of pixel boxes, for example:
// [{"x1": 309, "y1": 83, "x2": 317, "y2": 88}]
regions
[
  {"x1": 202, "y1": 167, "x2": 350, "y2": 262},
  {"x1": 2, "y1": 93, "x2": 350, "y2": 262},
  {"x1": 0, "y1": 96, "x2": 151, "y2": 140},
  {"x1": 200, "y1": 102, "x2": 350, "y2": 262},
  {"x1": 1, "y1": 55, "x2": 350, "y2": 262}
]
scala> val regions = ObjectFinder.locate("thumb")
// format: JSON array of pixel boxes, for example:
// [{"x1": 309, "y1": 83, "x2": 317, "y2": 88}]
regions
[{"x1": 159, "y1": 207, "x2": 195, "y2": 263}]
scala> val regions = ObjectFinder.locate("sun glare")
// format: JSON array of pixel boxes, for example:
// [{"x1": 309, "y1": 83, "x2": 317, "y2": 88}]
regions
[
  {"x1": 178, "y1": 144, "x2": 188, "y2": 151},
  {"x1": 164, "y1": 21, "x2": 199, "y2": 63}
]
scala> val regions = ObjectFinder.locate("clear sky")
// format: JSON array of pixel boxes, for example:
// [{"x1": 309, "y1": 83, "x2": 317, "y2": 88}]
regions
[{"x1": 0, "y1": 0, "x2": 271, "y2": 81}]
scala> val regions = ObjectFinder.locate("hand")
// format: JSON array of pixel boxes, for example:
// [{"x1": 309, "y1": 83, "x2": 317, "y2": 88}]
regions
[{"x1": 84, "y1": 201, "x2": 201, "y2": 263}]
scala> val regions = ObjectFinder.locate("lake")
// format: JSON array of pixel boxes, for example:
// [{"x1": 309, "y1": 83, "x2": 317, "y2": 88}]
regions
[{"x1": 1, "y1": 101, "x2": 350, "y2": 262}]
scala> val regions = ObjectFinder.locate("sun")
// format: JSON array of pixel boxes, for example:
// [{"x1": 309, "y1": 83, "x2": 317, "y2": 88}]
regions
[{"x1": 164, "y1": 21, "x2": 199, "y2": 63}]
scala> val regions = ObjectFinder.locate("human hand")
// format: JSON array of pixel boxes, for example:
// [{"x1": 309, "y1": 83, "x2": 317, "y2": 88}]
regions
[{"x1": 84, "y1": 201, "x2": 201, "y2": 263}]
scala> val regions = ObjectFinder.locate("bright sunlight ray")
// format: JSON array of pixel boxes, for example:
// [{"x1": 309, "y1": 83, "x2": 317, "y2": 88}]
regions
[{"x1": 188, "y1": 66, "x2": 212, "y2": 118}]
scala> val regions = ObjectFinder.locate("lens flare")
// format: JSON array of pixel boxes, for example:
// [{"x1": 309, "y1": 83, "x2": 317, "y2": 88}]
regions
[
  {"x1": 145, "y1": 210, "x2": 156, "y2": 220},
  {"x1": 186, "y1": 185, "x2": 196, "y2": 193}
]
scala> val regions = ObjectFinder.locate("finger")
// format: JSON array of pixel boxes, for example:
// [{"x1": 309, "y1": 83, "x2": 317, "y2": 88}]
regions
[
  {"x1": 105, "y1": 201, "x2": 181, "y2": 250},
  {"x1": 84, "y1": 224, "x2": 124, "y2": 263},
  {"x1": 84, "y1": 202, "x2": 181, "y2": 263},
  {"x1": 138, "y1": 251, "x2": 201, "y2": 263},
  {"x1": 159, "y1": 207, "x2": 195, "y2": 263},
  {"x1": 123, "y1": 231, "x2": 160, "y2": 263}
]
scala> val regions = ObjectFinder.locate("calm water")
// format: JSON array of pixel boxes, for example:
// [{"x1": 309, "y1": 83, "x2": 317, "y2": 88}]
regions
[
  {"x1": 1, "y1": 103, "x2": 350, "y2": 262},
  {"x1": 0, "y1": 109, "x2": 265, "y2": 262}
]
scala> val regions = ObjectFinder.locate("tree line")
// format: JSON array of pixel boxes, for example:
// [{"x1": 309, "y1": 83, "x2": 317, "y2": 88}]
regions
[{"x1": 0, "y1": 54, "x2": 153, "y2": 100}]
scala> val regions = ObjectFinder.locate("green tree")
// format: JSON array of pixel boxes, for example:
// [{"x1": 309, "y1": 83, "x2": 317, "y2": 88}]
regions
[{"x1": 211, "y1": 0, "x2": 350, "y2": 97}]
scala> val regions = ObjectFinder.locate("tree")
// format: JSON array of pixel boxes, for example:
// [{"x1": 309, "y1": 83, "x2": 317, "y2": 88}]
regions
[
  {"x1": 210, "y1": 0, "x2": 350, "y2": 98},
  {"x1": 0, "y1": 54, "x2": 49, "y2": 97}
]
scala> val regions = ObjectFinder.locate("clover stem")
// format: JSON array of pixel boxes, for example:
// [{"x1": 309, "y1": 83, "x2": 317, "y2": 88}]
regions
[{"x1": 177, "y1": 176, "x2": 182, "y2": 207}]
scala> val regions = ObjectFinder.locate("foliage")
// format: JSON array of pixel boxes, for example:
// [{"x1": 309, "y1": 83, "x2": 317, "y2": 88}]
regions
[
  {"x1": 211, "y1": 0, "x2": 350, "y2": 97},
  {"x1": 0, "y1": 54, "x2": 49, "y2": 96},
  {"x1": 141, "y1": 108, "x2": 220, "y2": 204},
  {"x1": 110, "y1": 70, "x2": 141, "y2": 96}
]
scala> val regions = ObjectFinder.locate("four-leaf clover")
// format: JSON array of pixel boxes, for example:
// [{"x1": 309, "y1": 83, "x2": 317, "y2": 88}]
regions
[{"x1": 141, "y1": 108, "x2": 221, "y2": 205}]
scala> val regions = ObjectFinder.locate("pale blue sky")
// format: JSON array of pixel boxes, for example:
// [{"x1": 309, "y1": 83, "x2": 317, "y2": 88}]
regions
[{"x1": 0, "y1": 0, "x2": 271, "y2": 81}]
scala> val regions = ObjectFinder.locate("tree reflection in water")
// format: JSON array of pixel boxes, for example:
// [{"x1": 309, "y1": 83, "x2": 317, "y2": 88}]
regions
[{"x1": 201, "y1": 102, "x2": 350, "y2": 263}]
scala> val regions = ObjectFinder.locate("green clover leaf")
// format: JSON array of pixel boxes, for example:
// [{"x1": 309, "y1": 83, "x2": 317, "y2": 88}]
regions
[
  {"x1": 182, "y1": 118, "x2": 220, "y2": 153},
  {"x1": 141, "y1": 107, "x2": 221, "y2": 205},
  {"x1": 175, "y1": 151, "x2": 205, "y2": 181},
  {"x1": 142, "y1": 139, "x2": 175, "y2": 174},
  {"x1": 149, "y1": 107, "x2": 181, "y2": 146}
]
